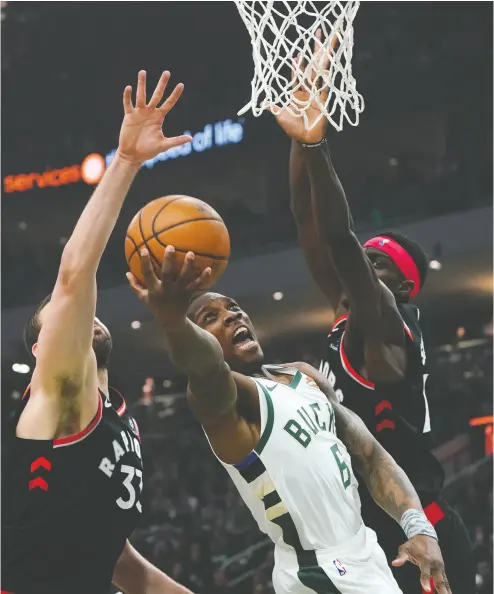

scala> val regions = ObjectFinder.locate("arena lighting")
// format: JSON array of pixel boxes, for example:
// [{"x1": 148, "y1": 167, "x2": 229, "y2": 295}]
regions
[
  {"x1": 469, "y1": 416, "x2": 493, "y2": 427},
  {"x1": 130, "y1": 320, "x2": 141, "y2": 329},
  {"x1": 273, "y1": 291, "x2": 284, "y2": 301},
  {"x1": 4, "y1": 152, "x2": 106, "y2": 194},
  {"x1": 469, "y1": 416, "x2": 494, "y2": 457},
  {"x1": 105, "y1": 118, "x2": 245, "y2": 170},
  {"x1": 3, "y1": 119, "x2": 244, "y2": 194},
  {"x1": 12, "y1": 363, "x2": 30, "y2": 374},
  {"x1": 429, "y1": 259, "x2": 442, "y2": 270}
]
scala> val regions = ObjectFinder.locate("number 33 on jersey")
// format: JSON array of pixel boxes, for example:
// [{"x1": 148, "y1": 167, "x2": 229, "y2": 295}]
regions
[{"x1": 99, "y1": 420, "x2": 143, "y2": 513}]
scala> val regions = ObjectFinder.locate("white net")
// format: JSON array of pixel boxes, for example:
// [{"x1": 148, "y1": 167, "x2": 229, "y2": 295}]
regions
[{"x1": 234, "y1": 0, "x2": 364, "y2": 131}]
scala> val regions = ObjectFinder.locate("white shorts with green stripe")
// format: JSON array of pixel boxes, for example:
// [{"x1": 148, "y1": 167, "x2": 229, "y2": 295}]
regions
[{"x1": 272, "y1": 524, "x2": 403, "y2": 594}]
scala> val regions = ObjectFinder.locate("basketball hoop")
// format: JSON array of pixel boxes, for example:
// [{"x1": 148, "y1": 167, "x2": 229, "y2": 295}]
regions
[{"x1": 234, "y1": 0, "x2": 364, "y2": 132}]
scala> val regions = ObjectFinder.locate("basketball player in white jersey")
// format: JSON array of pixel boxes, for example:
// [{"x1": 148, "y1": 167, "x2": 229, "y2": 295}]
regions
[{"x1": 127, "y1": 248, "x2": 452, "y2": 594}]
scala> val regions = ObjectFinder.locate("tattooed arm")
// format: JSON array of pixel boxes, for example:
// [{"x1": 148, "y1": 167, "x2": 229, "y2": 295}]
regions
[
  {"x1": 286, "y1": 361, "x2": 452, "y2": 594},
  {"x1": 287, "y1": 360, "x2": 420, "y2": 518},
  {"x1": 334, "y1": 403, "x2": 421, "y2": 521},
  {"x1": 335, "y1": 403, "x2": 451, "y2": 592}
]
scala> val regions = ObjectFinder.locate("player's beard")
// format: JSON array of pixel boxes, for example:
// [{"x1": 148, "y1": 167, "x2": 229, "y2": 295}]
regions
[{"x1": 93, "y1": 333, "x2": 113, "y2": 370}]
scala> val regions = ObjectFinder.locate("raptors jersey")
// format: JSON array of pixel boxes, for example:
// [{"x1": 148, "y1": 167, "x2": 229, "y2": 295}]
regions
[
  {"x1": 210, "y1": 366, "x2": 364, "y2": 551},
  {"x1": 320, "y1": 303, "x2": 444, "y2": 551},
  {"x1": 2, "y1": 387, "x2": 143, "y2": 594}
]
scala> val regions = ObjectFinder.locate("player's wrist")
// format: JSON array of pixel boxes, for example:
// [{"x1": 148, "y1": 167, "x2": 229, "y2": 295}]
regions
[
  {"x1": 400, "y1": 509, "x2": 438, "y2": 541},
  {"x1": 114, "y1": 150, "x2": 144, "y2": 171},
  {"x1": 154, "y1": 307, "x2": 189, "y2": 332},
  {"x1": 299, "y1": 137, "x2": 328, "y2": 149}
]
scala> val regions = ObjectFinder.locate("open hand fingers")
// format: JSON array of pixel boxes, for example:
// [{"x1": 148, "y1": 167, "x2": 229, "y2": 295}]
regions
[
  {"x1": 148, "y1": 70, "x2": 171, "y2": 108},
  {"x1": 186, "y1": 266, "x2": 211, "y2": 292},
  {"x1": 178, "y1": 252, "x2": 200, "y2": 284},
  {"x1": 159, "y1": 82, "x2": 185, "y2": 116},
  {"x1": 161, "y1": 134, "x2": 193, "y2": 153},
  {"x1": 432, "y1": 569, "x2": 452, "y2": 594},
  {"x1": 391, "y1": 545, "x2": 410, "y2": 568},
  {"x1": 161, "y1": 245, "x2": 177, "y2": 281},
  {"x1": 123, "y1": 85, "x2": 133, "y2": 115},
  {"x1": 179, "y1": 252, "x2": 212, "y2": 291},
  {"x1": 136, "y1": 70, "x2": 147, "y2": 108},
  {"x1": 419, "y1": 566, "x2": 433, "y2": 592},
  {"x1": 139, "y1": 249, "x2": 160, "y2": 291},
  {"x1": 126, "y1": 272, "x2": 147, "y2": 299}
]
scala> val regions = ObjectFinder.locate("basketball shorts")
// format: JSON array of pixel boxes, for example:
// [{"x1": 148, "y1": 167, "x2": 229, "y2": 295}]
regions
[{"x1": 272, "y1": 523, "x2": 402, "y2": 594}]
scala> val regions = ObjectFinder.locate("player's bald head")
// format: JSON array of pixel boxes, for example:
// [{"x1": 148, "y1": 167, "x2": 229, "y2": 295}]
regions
[{"x1": 187, "y1": 291, "x2": 229, "y2": 322}]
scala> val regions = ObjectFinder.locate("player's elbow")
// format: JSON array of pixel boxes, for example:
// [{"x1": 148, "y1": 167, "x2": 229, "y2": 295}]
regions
[
  {"x1": 57, "y1": 245, "x2": 94, "y2": 287},
  {"x1": 290, "y1": 196, "x2": 313, "y2": 225}
]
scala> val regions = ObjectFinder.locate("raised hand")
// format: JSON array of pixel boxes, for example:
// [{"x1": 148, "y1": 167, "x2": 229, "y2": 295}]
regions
[
  {"x1": 127, "y1": 246, "x2": 211, "y2": 326},
  {"x1": 269, "y1": 29, "x2": 337, "y2": 144},
  {"x1": 117, "y1": 70, "x2": 192, "y2": 167},
  {"x1": 393, "y1": 535, "x2": 452, "y2": 594}
]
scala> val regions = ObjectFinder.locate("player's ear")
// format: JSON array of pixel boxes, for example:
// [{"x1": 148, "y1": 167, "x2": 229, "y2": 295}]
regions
[
  {"x1": 398, "y1": 279, "x2": 414, "y2": 301},
  {"x1": 32, "y1": 343, "x2": 38, "y2": 358}
]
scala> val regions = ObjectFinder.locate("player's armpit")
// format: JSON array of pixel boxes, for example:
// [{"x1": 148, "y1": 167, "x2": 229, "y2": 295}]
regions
[
  {"x1": 334, "y1": 403, "x2": 422, "y2": 523},
  {"x1": 188, "y1": 372, "x2": 260, "y2": 465},
  {"x1": 18, "y1": 282, "x2": 99, "y2": 440},
  {"x1": 31, "y1": 282, "x2": 96, "y2": 394}
]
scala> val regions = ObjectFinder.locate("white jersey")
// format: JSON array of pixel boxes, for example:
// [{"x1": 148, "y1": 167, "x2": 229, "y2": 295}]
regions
[{"x1": 211, "y1": 366, "x2": 364, "y2": 551}]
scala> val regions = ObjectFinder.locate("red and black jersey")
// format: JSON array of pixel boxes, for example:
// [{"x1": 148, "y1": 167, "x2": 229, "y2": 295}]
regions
[
  {"x1": 2, "y1": 387, "x2": 143, "y2": 594},
  {"x1": 320, "y1": 302, "x2": 444, "y2": 506}
]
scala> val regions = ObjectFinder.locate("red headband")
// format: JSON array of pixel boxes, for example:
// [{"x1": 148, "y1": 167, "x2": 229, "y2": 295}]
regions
[{"x1": 363, "y1": 236, "x2": 421, "y2": 299}]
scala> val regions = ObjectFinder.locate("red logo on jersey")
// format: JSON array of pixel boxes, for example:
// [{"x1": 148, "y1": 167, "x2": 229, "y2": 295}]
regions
[
  {"x1": 29, "y1": 456, "x2": 52, "y2": 491},
  {"x1": 29, "y1": 476, "x2": 49, "y2": 491},
  {"x1": 30, "y1": 457, "x2": 51, "y2": 472}
]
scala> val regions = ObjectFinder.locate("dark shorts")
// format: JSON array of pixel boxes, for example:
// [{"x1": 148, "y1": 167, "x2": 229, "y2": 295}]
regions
[{"x1": 367, "y1": 499, "x2": 476, "y2": 594}]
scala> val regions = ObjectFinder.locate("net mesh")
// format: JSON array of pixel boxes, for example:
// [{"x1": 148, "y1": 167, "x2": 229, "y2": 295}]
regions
[{"x1": 234, "y1": 0, "x2": 364, "y2": 131}]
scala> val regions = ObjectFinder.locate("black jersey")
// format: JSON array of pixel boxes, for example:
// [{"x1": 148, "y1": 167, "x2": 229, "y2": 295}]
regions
[
  {"x1": 320, "y1": 303, "x2": 444, "y2": 510},
  {"x1": 2, "y1": 387, "x2": 143, "y2": 594}
]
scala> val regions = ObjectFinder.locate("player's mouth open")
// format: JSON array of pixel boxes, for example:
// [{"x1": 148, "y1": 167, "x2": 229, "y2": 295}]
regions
[{"x1": 232, "y1": 326, "x2": 256, "y2": 350}]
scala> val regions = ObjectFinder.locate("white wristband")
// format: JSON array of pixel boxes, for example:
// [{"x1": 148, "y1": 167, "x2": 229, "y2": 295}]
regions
[{"x1": 400, "y1": 509, "x2": 438, "y2": 541}]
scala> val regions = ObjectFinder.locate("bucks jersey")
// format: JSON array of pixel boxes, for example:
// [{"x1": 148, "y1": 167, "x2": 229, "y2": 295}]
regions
[
  {"x1": 2, "y1": 387, "x2": 143, "y2": 594},
  {"x1": 211, "y1": 366, "x2": 363, "y2": 552}
]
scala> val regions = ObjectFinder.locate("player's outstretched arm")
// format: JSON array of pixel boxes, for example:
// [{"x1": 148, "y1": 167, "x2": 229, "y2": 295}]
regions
[
  {"x1": 21, "y1": 71, "x2": 191, "y2": 440},
  {"x1": 127, "y1": 248, "x2": 260, "y2": 464},
  {"x1": 302, "y1": 140, "x2": 408, "y2": 382},
  {"x1": 271, "y1": 31, "x2": 344, "y2": 316},
  {"x1": 113, "y1": 540, "x2": 194, "y2": 594},
  {"x1": 289, "y1": 140, "x2": 343, "y2": 316},
  {"x1": 271, "y1": 33, "x2": 407, "y2": 383}
]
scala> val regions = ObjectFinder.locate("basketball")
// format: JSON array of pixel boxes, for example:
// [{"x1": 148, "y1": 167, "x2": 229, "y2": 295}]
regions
[{"x1": 125, "y1": 195, "x2": 230, "y2": 288}]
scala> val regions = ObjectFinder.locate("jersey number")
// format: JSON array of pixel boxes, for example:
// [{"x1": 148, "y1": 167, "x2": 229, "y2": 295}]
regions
[
  {"x1": 330, "y1": 444, "x2": 351, "y2": 489},
  {"x1": 117, "y1": 465, "x2": 143, "y2": 513}
]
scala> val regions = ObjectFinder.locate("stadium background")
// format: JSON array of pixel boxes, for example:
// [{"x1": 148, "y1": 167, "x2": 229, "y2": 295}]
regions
[{"x1": 1, "y1": 2, "x2": 492, "y2": 593}]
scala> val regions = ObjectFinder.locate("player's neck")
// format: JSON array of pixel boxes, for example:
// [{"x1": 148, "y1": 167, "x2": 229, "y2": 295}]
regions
[{"x1": 97, "y1": 368, "x2": 109, "y2": 395}]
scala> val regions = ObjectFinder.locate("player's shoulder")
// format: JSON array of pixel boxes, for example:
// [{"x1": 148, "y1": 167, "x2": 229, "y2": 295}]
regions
[
  {"x1": 397, "y1": 303, "x2": 422, "y2": 339},
  {"x1": 327, "y1": 313, "x2": 348, "y2": 337},
  {"x1": 103, "y1": 387, "x2": 140, "y2": 440},
  {"x1": 397, "y1": 302, "x2": 420, "y2": 323}
]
